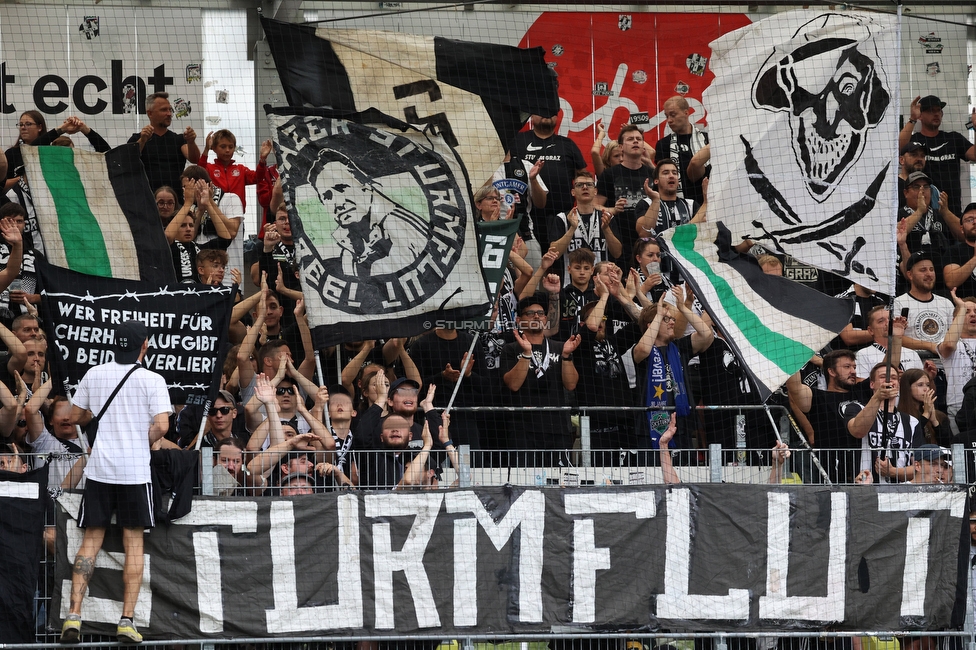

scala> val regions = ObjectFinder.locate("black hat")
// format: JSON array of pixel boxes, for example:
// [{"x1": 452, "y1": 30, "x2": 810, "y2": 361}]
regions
[
  {"x1": 918, "y1": 95, "x2": 946, "y2": 111},
  {"x1": 905, "y1": 250, "x2": 933, "y2": 271},
  {"x1": 388, "y1": 377, "x2": 421, "y2": 397},
  {"x1": 900, "y1": 142, "x2": 927, "y2": 155},
  {"x1": 114, "y1": 320, "x2": 147, "y2": 364},
  {"x1": 516, "y1": 294, "x2": 547, "y2": 317},
  {"x1": 278, "y1": 472, "x2": 315, "y2": 487},
  {"x1": 905, "y1": 171, "x2": 931, "y2": 186}
]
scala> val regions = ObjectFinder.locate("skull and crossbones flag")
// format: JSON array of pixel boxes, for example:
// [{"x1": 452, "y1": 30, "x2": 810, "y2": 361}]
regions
[{"x1": 704, "y1": 11, "x2": 900, "y2": 295}]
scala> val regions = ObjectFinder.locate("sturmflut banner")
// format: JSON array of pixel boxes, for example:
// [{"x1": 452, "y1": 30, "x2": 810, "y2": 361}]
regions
[
  {"x1": 270, "y1": 110, "x2": 492, "y2": 347},
  {"x1": 38, "y1": 261, "x2": 234, "y2": 404},
  {"x1": 53, "y1": 485, "x2": 967, "y2": 639}
]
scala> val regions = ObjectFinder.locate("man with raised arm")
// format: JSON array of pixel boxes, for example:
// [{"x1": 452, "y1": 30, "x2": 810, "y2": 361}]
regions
[
  {"x1": 900, "y1": 95, "x2": 975, "y2": 218},
  {"x1": 130, "y1": 92, "x2": 200, "y2": 202}
]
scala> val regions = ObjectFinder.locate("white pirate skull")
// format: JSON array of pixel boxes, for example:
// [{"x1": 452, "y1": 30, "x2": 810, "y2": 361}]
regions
[{"x1": 752, "y1": 14, "x2": 889, "y2": 202}]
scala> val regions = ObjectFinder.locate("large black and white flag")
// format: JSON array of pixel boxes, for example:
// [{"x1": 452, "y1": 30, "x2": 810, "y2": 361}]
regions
[
  {"x1": 51, "y1": 485, "x2": 968, "y2": 639},
  {"x1": 269, "y1": 110, "x2": 492, "y2": 347},
  {"x1": 705, "y1": 11, "x2": 899, "y2": 295},
  {"x1": 260, "y1": 18, "x2": 559, "y2": 187},
  {"x1": 38, "y1": 260, "x2": 234, "y2": 404}
]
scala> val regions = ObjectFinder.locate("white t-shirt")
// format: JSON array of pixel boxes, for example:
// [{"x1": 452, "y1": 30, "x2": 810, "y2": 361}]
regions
[
  {"x1": 894, "y1": 293, "x2": 955, "y2": 344},
  {"x1": 31, "y1": 429, "x2": 89, "y2": 490},
  {"x1": 855, "y1": 344, "x2": 923, "y2": 374},
  {"x1": 195, "y1": 191, "x2": 244, "y2": 287},
  {"x1": 73, "y1": 362, "x2": 172, "y2": 485},
  {"x1": 942, "y1": 337, "x2": 976, "y2": 417}
]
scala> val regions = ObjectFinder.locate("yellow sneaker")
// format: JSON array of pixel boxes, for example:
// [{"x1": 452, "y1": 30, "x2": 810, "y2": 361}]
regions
[
  {"x1": 60, "y1": 614, "x2": 81, "y2": 644},
  {"x1": 116, "y1": 617, "x2": 143, "y2": 644}
]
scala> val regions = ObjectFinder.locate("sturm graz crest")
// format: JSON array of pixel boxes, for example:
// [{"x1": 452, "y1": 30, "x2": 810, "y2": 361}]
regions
[
  {"x1": 279, "y1": 117, "x2": 465, "y2": 315},
  {"x1": 752, "y1": 13, "x2": 890, "y2": 203}
]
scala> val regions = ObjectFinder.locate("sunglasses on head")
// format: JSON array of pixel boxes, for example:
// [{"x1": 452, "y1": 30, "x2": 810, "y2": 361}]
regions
[{"x1": 209, "y1": 406, "x2": 233, "y2": 416}]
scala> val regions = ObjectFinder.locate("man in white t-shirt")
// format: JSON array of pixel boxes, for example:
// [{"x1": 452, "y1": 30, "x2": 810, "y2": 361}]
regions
[
  {"x1": 60, "y1": 320, "x2": 172, "y2": 645},
  {"x1": 855, "y1": 306, "x2": 923, "y2": 372},
  {"x1": 895, "y1": 250, "x2": 955, "y2": 351},
  {"x1": 938, "y1": 290, "x2": 976, "y2": 430}
]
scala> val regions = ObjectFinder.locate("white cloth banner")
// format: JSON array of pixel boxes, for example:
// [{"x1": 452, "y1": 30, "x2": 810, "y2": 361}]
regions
[{"x1": 705, "y1": 11, "x2": 900, "y2": 295}]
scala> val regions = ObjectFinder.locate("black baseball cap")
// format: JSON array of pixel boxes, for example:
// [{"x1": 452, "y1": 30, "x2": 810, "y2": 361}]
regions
[
  {"x1": 900, "y1": 142, "x2": 927, "y2": 155},
  {"x1": 388, "y1": 377, "x2": 421, "y2": 397},
  {"x1": 905, "y1": 250, "x2": 933, "y2": 271},
  {"x1": 918, "y1": 95, "x2": 946, "y2": 111},
  {"x1": 905, "y1": 171, "x2": 931, "y2": 186},
  {"x1": 115, "y1": 320, "x2": 148, "y2": 364}
]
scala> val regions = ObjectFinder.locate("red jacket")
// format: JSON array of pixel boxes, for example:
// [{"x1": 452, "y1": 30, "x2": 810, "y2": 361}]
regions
[{"x1": 203, "y1": 158, "x2": 265, "y2": 211}]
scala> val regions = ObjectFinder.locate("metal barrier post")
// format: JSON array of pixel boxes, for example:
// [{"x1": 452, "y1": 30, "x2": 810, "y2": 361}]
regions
[
  {"x1": 953, "y1": 443, "x2": 966, "y2": 484},
  {"x1": 580, "y1": 414, "x2": 592, "y2": 468},
  {"x1": 709, "y1": 443, "x2": 722, "y2": 483},
  {"x1": 458, "y1": 444, "x2": 472, "y2": 488},
  {"x1": 201, "y1": 447, "x2": 214, "y2": 496}
]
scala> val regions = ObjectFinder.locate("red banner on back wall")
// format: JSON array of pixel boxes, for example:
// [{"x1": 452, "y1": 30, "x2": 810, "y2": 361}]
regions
[{"x1": 518, "y1": 12, "x2": 752, "y2": 166}]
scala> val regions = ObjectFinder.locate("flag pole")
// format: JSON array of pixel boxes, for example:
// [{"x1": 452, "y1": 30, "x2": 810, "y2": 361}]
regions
[
  {"x1": 445, "y1": 331, "x2": 480, "y2": 416},
  {"x1": 770, "y1": 406, "x2": 832, "y2": 485}
]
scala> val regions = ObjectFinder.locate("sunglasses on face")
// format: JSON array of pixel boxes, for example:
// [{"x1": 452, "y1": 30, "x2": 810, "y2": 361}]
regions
[
  {"x1": 209, "y1": 406, "x2": 233, "y2": 416},
  {"x1": 276, "y1": 386, "x2": 296, "y2": 396}
]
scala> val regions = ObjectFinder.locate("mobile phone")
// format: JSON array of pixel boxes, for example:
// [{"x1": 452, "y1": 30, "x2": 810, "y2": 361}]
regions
[
  {"x1": 645, "y1": 262, "x2": 661, "y2": 276},
  {"x1": 8, "y1": 278, "x2": 22, "y2": 293},
  {"x1": 901, "y1": 307, "x2": 910, "y2": 319},
  {"x1": 930, "y1": 184, "x2": 940, "y2": 211}
]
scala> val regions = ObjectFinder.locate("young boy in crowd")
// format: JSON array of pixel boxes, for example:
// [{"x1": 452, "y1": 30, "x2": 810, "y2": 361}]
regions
[
  {"x1": 200, "y1": 129, "x2": 270, "y2": 210},
  {"x1": 559, "y1": 248, "x2": 597, "y2": 340}
]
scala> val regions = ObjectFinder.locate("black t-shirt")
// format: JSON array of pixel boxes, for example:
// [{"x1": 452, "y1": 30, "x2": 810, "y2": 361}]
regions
[
  {"x1": 409, "y1": 331, "x2": 489, "y2": 408},
  {"x1": 576, "y1": 324, "x2": 634, "y2": 409},
  {"x1": 558, "y1": 284, "x2": 596, "y2": 341},
  {"x1": 128, "y1": 130, "x2": 188, "y2": 200},
  {"x1": 943, "y1": 242, "x2": 976, "y2": 299},
  {"x1": 908, "y1": 130, "x2": 973, "y2": 216},
  {"x1": 501, "y1": 338, "x2": 573, "y2": 448},
  {"x1": 508, "y1": 131, "x2": 586, "y2": 241},
  {"x1": 654, "y1": 131, "x2": 709, "y2": 204},
  {"x1": 598, "y1": 164, "x2": 654, "y2": 270},
  {"x1": 806, "y1": 381, "x2": 872, "y2": 483}
]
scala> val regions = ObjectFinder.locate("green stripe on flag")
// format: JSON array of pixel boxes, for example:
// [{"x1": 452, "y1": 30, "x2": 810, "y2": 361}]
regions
[
  {"x1": 670, "y1": 224, "x2": 814, "y2": 373},
  {"x1": 37, "y1": 147, "x2": 112, "y2": 276}
]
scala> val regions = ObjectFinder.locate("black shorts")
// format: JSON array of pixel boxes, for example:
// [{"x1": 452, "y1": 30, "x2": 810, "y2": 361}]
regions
[{"x1": 78, "y1": 479, "x2": 155, "y2": 529}]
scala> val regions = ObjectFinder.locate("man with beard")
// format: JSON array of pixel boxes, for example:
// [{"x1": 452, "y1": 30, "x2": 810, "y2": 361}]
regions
[
  {"x1": 786, "y1": 349, "x2": 879, "y2": 483},
  {"x1": 634, "y1": 158, "x2": 701, "y2": 238},
  {"x1": 944, "y1": 204, "x2": 976, "y2": 299},
  {"x1": 597, "y1": 125, "x2": 655, "y2": 272},
  {"x1": 895, "y1": 251, "x2": 955, "y2": 349},
  {"x1": 898, "y1": 142, "x2": 927, "y2": 199},
  {"x1": 900, "y1": 95, "x2": 975, "y2": 217},
  {"x1": 502, "y1": 296, "x2": 581, "y2": 464},
  {"x1": 250, "y1": 205, "x2": 300, "y2": 324},
  {"x1": 509, "y1": 113, "x2": 587, "y2": 255},
  {"x1": 653, "y1": 96, "x2": 709, "y2": 205}
]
